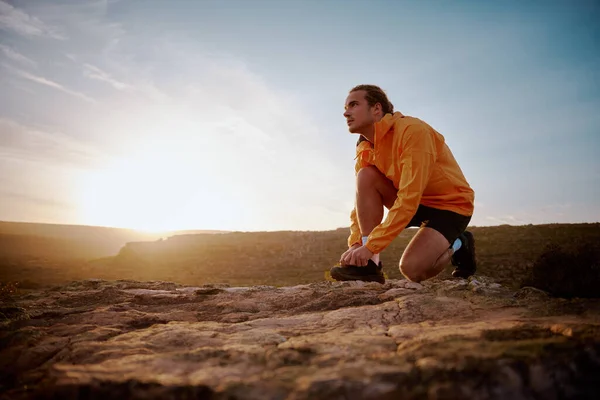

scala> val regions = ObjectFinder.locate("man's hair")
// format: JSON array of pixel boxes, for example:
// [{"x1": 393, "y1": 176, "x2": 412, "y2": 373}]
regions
[{"x1": 350, "y1": 84, "x2": 394, "y2": 114}]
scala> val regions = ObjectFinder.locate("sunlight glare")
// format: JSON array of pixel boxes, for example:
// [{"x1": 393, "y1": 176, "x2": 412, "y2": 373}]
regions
[{"x1": 77, "y1": 147, "x2": 234, "y2": 232}]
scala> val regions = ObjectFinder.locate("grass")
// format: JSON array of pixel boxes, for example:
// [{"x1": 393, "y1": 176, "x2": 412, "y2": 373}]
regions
[
  {"x1": 0, "y1": 281, "x2": 18, "y2": 302},
  {"x1": 0, "y1": 223, "x2": 599, "y2": 290},
  {"x1": 522, "y1": 242, "x2": 600, "y2": 298}
]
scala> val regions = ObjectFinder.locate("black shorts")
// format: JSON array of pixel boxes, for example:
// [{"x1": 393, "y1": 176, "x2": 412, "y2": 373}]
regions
[{"x1": 406, "y1": 205, "x2": 471, "y2": 244}]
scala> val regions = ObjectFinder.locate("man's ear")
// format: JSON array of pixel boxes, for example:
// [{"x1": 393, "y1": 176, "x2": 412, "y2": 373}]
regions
[{"x1": 373, "y1": 102, "x2": 382, "y2": 116}]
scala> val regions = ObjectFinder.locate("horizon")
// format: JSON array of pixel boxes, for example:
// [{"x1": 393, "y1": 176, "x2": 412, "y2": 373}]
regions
[
  {"x1": 1, "y1": 0, "x2": 599, "y2": 232},
  {"x1": 1, "y1": 218, "x2": 598, "y2": 237}
]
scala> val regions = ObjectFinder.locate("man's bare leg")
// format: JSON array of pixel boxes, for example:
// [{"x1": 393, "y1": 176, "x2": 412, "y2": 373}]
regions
[
  {"x1": 356, "y1": 166, "x2": 397, "y2": 262},
  {"x1": 355, "y1": 165, "x2": 455, "y2": 281},
  {"x1": 399, "y1": 227, "x2": 453, "y2": 282}
]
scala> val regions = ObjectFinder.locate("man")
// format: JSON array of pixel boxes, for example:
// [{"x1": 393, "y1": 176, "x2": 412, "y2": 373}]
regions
[{"x1": 330, "y1": 85, "x2": 476, "y2": 284}]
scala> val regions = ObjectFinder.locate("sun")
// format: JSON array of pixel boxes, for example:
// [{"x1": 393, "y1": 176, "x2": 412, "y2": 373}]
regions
[
  {"x1": 77, "y1": 151, "x2": 220, "y2": 232},
  {"x1": 78, "y1": 156, "x2": 178, "y2": 231},
  {"x1": 75, "y1": 115, "x2": 261, "y2": 233}
]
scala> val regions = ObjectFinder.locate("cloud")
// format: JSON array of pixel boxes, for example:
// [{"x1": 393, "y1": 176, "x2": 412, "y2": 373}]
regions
[
  {"x1": 0, "y1": 189, "x2": 72, "y2": 209},
  {"x1": 60, "y1": 37, "x2": 347, "y2": 230},
  {"x1": 4, "y1": 64, "x2": 96, "y2": 103},
  {"x1": 82, "y1": 63, "x2": 132, "y2": 91},
  {"x1": 0, "y1": 8, "x2": 349, "y2": 231},
  {"x1": 485, "y1": 215, "x2": 526, "y2": 225},
  {"x1": 0, "y1": 157, "x2": 80, "y2": 224},
  {"x1": 483, "y1": 204, "x2": 582, "y2": 226},
  {"x1": 64, "y1": 52, "x2": 168, "y2": 102},
  {"x1": 0, "y1": 117, "x2": 106, "y2": 168},
  {"x1": 539, "y1": 203, "x2": 573, "y2": 218},
  {"x1": 0, "y1": 43, "x2": 36, "y2": 67},
  {"x1": 0, "y1": 118, "x2": 99, "y2": 225},
  {"x1": 0, "y1": 0, "x2": 65, "y2": 39}
]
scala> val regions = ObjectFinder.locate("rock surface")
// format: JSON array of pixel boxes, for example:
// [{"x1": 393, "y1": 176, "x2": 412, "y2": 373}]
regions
[{"x1": 1, "y1": 276, "x2": 599, "y2": 399}]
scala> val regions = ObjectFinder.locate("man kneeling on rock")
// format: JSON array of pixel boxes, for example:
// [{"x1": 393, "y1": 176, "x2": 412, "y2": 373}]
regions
[{"x1": 330, "y1": 85, "x2": 476, "y2": 285}]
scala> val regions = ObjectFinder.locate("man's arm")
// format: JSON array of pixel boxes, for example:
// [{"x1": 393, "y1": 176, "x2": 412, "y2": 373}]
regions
[
  {"x1": 348, "y1": 207, "x2": 362, "y2": 248},
  {"x1": 364, "y1": 125, "x2": 437, "y2": 254}
]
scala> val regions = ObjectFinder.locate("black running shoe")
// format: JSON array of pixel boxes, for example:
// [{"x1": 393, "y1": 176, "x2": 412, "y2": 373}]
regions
[
  {"x1": 330, "y1": 259, "x2": 385, "y2": 284},
  {"x1": 451, "y1": 231, "x2": 477, "y2": 278}
]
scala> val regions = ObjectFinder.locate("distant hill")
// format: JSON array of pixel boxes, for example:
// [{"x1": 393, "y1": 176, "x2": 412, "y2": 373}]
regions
[
  {"x1": 0, "y1": 221, "x2": 228, "y2": 241},
  {"x1": 0, "y1": 221, "x2": 231, "y2": 287},
  {"x1": 0, "y1": 220, "x2": 158, "y2": 240},
  {"x1": 2, "y1": 222, "x2": 598, "y2": 289},
  {"x1": 0, "y1": 221, "x2": 229, "y2": 257},
  {"x1": 95, "y1": 223, "x2": 600, "y2": 287}
]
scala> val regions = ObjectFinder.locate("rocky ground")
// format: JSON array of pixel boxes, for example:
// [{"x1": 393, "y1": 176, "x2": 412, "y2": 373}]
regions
[{"x1": 1, "y1": 275, "x2": 599, "y2": 399}]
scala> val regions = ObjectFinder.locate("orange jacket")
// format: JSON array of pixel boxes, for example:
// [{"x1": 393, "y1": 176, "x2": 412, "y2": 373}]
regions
[{"x1": 349, "y1": 112, "x2": 475, "y2": 254}]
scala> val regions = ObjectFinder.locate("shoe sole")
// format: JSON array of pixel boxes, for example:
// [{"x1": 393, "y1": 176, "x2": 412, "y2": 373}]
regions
[
  {"x1": 452, "y1": 269, "x2": 474, "y2": 278},
  {"x1": 330, "y1": 268, "x2": 385, "y2": 284}
]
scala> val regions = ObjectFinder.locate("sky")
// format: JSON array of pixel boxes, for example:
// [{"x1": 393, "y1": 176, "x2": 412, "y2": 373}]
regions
[{"x1": 0, "y1": 0, "x2": 599, "y2": 232}]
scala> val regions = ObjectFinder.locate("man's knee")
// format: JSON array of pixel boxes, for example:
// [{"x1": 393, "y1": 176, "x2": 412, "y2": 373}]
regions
[
  {"x1": 399, "y1": 259, "x2": 427, "y2": 283},
  {"x1": 357, "y1": 166, "x2": 384, "y2": 190}
]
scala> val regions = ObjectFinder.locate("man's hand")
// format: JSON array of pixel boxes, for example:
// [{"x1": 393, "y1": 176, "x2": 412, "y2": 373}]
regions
[
  {"x1": 339, "y1": 244, "x2": 374, "y2": 266},
  {"x1": 340, "y1": 243, "x2": 361, "y2": 265}
]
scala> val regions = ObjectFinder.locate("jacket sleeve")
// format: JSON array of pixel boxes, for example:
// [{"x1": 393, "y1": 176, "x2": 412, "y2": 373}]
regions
[
  {"x1": 347, "y1": 140, "x2": 372, "y2": 248},
  {"x1": 348, "y1": 207, "x2": 362, "y2": 248},
  {"x1": 365, "y1": 125, "x2": 437, "y2": 254}
]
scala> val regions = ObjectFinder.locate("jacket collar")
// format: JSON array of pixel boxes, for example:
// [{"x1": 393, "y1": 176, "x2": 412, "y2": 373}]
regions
[{"x1": 374, "y1": 112, "x2": 404, "y2": 144}]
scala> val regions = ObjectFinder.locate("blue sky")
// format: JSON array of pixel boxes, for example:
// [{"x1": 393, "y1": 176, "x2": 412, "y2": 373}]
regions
[{"x1": 0, "y1": 0, "x2": 598, "y2": 232}]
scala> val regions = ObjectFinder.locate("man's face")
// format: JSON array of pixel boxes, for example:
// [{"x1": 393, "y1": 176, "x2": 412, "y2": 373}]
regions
[{"x1": 343, "y1": 90, "x2": 377, "y2": 134}]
